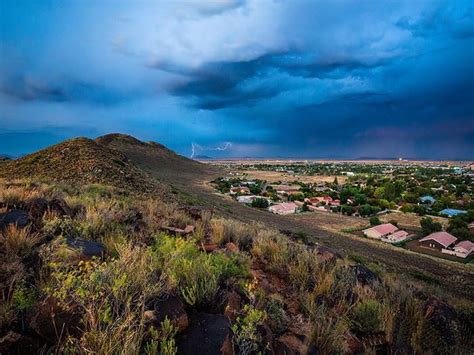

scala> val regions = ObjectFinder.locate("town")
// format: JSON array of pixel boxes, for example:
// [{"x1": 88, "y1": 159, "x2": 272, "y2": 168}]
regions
[{"x1": 211, "y1": 161, "x2": 474, "y2": 261}]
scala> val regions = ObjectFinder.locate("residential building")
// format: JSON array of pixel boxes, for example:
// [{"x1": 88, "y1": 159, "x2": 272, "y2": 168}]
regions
[
  {"x1": 381, "y1": 230, "x2": 410, "y2": 243},
  {"x1": 419, "y1": 195, "x2": 436, "y2": 205},
  {"x1": 268, "y1": 202, "x2": 299, "y2": 215},
  {"x1": 439, "y1": 209, "x2": 467, "y2": 217},
  {"x1": 236, "y1": 195, "x2": 257, "y2": 204},
  {"x1": 442, "y1": 240, "x2": 474, "y2": 258},
  {"x1": 230, "y1": 186, "x2": 251, "y2": 195},
  {"x1": 419, "y1": 232, "x2": 457, "y2": 251},
  {"x1": 363, "y1": 223, "x2": 398, "y2": 239}
]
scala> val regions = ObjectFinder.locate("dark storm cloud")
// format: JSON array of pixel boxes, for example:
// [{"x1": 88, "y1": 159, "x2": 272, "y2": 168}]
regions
[
  {"x1": 166, "y1": 53, "x2": 396, "y2": 110},
  {"x1": 0, "y1": 76, "x2": 128, "y2": 105}
]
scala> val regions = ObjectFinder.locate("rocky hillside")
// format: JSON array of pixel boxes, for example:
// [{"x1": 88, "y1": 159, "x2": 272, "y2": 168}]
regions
[
  {"x1": 96, "y1": 133, "x2": 216, "y2": 181},
  {"x1": 0, "y1": 137, "x2": 165, "y2": 194}
]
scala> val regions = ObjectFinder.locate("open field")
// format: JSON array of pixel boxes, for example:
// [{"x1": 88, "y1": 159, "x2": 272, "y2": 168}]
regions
[
  {"x1": 236, "y1": 169, "x2": 348, "y2": 184},
  {"x1": 379, "y1": 211, "x2": 449, "y2": 229}
]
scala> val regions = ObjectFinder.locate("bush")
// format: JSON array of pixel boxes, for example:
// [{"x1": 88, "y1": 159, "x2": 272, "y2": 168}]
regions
[
  {"x1": 369, "y1": 216, "x2": 381, "y2": 226},
  {"x1": 351, "y1": 300, "x2": 382, "y2": 334},
  {"x1": 265, "y1": 295, "x2": 290, "y2": 334},
  {"x1": 251, "y1": 198, "x2": 269, "y2": 208},
  {"x1": 420, "y1": 217, "x2": 442, "y2": 236},
  {"x1": 232, "y1": 305, "x2": 267, "y2": 355}
]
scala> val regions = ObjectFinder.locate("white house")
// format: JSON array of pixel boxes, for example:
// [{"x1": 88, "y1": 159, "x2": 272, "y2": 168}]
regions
[
  {"x1": 268, "y1": 202, "x2": 299, "y2": 215},
  {"x1": 363, "y1": 223, "x2": 398, "y2": 239}
]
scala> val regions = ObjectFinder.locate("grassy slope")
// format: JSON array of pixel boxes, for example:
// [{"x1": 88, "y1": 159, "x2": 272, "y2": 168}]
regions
[{"x1": 0, "y1": 137, "x2": 166, "y2": 195}]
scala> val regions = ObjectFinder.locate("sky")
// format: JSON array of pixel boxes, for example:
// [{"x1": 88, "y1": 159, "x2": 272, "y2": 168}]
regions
[{"x1": 0, "y1": 0, "x2": 473, "y2": 159}]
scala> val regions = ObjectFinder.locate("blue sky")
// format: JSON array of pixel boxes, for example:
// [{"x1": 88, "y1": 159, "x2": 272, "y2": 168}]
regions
[{"x1": 0, "y1": 0, "x2": 473, "y2": 158}]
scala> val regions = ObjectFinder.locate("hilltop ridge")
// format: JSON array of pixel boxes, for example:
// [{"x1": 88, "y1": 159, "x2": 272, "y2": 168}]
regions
[
  {"x1": 96, "y1": 133, "x2": 215, "y2": 181},
  {"x1": 0, "y1": 136, "x2": 165, "y2": 194}
]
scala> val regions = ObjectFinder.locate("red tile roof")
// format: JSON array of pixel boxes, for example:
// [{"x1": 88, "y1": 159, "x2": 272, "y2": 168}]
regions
[
  {"x1": 419, "y1": 232, "x2": 457, "y2": 248},
  {"x1": 371, "y1": 223, "x2": 398, "y2": 235},
  {"x1": 455, "y1": 240, "x2": 474, "y2": 253}
]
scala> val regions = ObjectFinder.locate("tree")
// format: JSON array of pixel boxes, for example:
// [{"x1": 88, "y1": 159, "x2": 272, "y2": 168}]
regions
[
  {"x1": 333, "y1": 176, "x2": 339, "y2": 185},
  {"x1": 420, "y1": 217, "x2": 442, "y2": 236},
  {"x1": 370, "y1": 216, "x2": 381, "y2": 226},
  {"x1": 251, "y1": 198, "x2": 269, "y2": 208}
]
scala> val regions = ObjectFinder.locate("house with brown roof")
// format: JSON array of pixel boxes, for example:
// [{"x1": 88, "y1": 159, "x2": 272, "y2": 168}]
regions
[{"x1": 419, "y1": 232, "x2": 457, "y2": 251}]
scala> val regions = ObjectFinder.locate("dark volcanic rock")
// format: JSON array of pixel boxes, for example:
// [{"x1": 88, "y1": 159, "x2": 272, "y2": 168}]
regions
[
  {"x1": 25, "y1": 198, "x2": 50, "y2": 219},
  {"x1": 66, "y1": 238, "x2": 105, "y2": 259},
  {"x1": 176, "y1": 313, "x2": 231, "y2": 354},
  {"x1": 148, "y1": 296, "x2": 189, "y2": 332},
  {"x1": 316, "y1": 245, "x2": 342, "y2": 264},
  {"x1": 0, "y1": 331, "x2": 39, "y2": 354},
  {"x1": 48, "y1": 198, "x2": 74, "y2": 217},
  {"x1": 0, "y1": 209, "x2": 30, "y2": 230},
  {"x1": 352, "y1": 265, "x2": 379, "y2": 285},
  {"x1": 29, "y1": 296, "x2": 82, "y2": 343}
]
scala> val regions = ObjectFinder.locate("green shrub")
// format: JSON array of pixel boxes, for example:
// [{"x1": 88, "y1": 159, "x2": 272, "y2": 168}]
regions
[
  {"x1": 232, "y1": 305, "x2": 267, "y2": 355},
  {"x1": 370, "y1": 216, "x2": 381, "y2": 226},
  {"x1": 251, "y1": 198, "x2": 269, "y2": 208},
  {"x1": 265, "y1": 295, "x2": 290, "y2": 334},
  {"x1": 351, "y1": 300, "x2": 382, "y2": 334}
]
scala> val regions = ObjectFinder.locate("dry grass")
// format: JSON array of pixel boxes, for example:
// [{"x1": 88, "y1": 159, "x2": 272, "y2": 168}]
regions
[{"x1": 0, "y1": 225, "x2": 42, "y2": 259}]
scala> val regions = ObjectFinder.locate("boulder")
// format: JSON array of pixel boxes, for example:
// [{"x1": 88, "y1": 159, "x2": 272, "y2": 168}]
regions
[
  {"x1": 25, "y1": 198, "x2": 50, "y2": 219},
  {"x1": 161, "y1": 225, "x2": 194, "y2": 236},
  {"x1": 66, "y1": 238, "x2": 105, "y2": 259},
  {"x1": 201, "y1": 242, "x2": 219, "y2": 253},
  {"x1": 48, "y1": 198, "x2": 74, "y2": 217},
  {"x1": 176, "y1": 313, "x2": 231, "y2": 354},
  {"x1": 149, "y1": 296, "x2": 189, "y2": 332},
  {"x1": 0, "y1": 331, "x2": 38, "y2": 354},
  {"x1": 422, "y1": 297, "x2": 458, "y2": 346},
  {"x1": 352, "y1": 265, "x2": 379, "y2": 285},
  {"x1": 0, "y1": 209, "x2": 30, "y2": 230},
  {"x1": 224, "y1": 291, "x2": 242, "y2": 321},
  {"x1": 225, "y1": 242, "x2": 239, "y2": 254},
  {"x1": 183, "y1": 225, "x2": 195, "y2": 234},
  {"x1": 316, "y1": 246, "x2": 342, "y2": 264},
  {"x1": 29, "y1": 296, "x2": 82, "y2": 343}
]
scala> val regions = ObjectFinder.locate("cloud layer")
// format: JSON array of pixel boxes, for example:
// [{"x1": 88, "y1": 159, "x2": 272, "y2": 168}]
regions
[{"x1": 1, "y1": 0, "x2": 473, "y2": 158}]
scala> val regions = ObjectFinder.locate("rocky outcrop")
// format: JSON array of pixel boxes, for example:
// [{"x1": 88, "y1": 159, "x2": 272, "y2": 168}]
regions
[{"x1": 176, "y1": 313, "x2": 231, "y2": 354}]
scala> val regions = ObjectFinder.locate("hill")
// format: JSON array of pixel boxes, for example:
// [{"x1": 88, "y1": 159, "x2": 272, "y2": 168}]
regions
[
  {"x1": 0, "y1": 137, "x2": 165, "y2": 194},
  {"x1": 96, "y1": 133, "x2": 216, "y2": 182}
]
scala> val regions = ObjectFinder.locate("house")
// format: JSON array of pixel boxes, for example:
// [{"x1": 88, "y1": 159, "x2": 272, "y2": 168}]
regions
[
  {"x1": 452, "y1": 240, "x2": 474, "y2": 258},
  {"x1": 236, "y1": 195, "x2": 257, "y2": 204},
  {"x1": 439, "y1": 209, "x2": 467, "y2": 217},
  {"x1": 268, "y1": 202, "x2": 299, "y2": 215},
  {"x1": 381, "y1": 230, "x2": 410, "y2": 243},
  {"x1": 419, "y1": 195, "x2": 435, "y2": 205},
  {"x1": 469, "y1": 222, "x2": 474, "y2": 232},
  {"x1": 271, "y1": 185, "x2": 301, "y2": 194},
  {"x1": 363, "y1": 223, "x2": 398, "y2": 239},
  {"x1": 230, "y1": 186, "x2": 251, "y2": 195},
  {"x1": 419, "y1": 231, "x2": 457, "y2": 251}
]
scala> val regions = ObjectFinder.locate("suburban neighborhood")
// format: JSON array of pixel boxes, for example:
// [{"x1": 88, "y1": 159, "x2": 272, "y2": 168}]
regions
[{"x1": 211, "y1": 160, "x2": 474, "y2": 261}]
